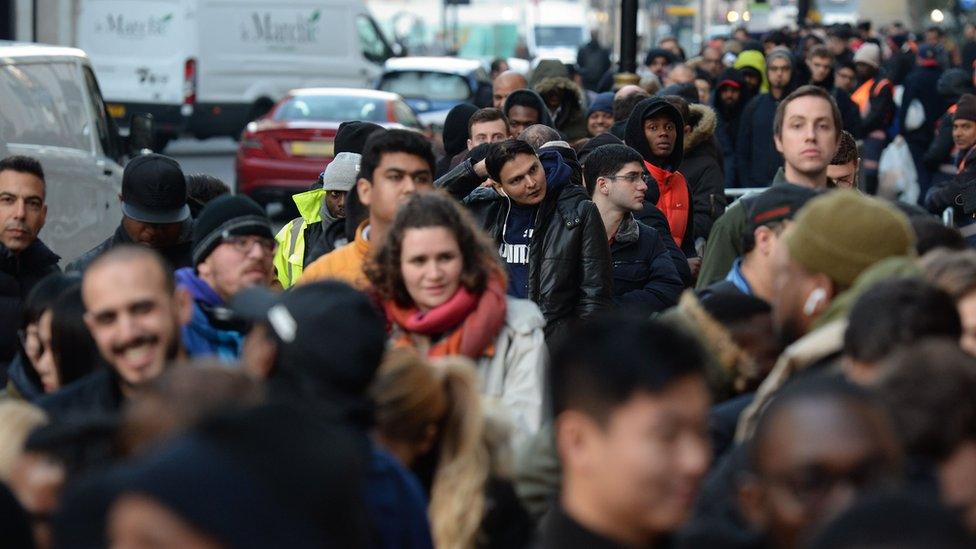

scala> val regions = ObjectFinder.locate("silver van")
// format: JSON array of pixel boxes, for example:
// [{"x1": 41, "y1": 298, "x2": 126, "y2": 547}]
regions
[{"x1": 0, "y1": 41, "x2": 152, "y2": 262}]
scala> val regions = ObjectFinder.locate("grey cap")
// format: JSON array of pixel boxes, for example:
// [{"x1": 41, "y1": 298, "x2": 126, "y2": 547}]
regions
[{"x1": 321, "y1": 152, "x2": 361, "y2": 192}]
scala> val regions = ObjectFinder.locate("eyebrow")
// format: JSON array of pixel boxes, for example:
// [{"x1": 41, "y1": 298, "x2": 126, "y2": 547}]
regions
[{"x1": 0, "y1": 191, "x2": 42, "y2": 201}]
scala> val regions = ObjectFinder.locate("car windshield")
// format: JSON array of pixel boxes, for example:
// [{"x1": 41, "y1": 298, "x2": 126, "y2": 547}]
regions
[
  {"x1": 0, "y1": 62, "x2": 93, "y2": 151},
  {"x1": 273, "y1": 95, "x2": 389, "y2": 123},
  {"x1": 534, "y1": 26, "x2": 585, "y2": 48},
  {"x1": 378, "y1": 71, "x2": 470, "y2": 102}
]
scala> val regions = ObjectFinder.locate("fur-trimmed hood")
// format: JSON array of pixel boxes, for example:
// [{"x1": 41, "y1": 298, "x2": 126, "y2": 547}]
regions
[{"x1": 683, "y1": 103, "x2": 718, "y2": 153}]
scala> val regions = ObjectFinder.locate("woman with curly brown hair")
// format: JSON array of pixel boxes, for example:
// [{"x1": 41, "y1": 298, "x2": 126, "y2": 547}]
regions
[{"x1": 365, "y1": 192, "x2": 546, "y2": 444}]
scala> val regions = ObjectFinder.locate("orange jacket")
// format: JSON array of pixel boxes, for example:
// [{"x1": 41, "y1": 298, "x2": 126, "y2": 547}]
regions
[
  {"x1": 644, "y1": 160, "x2": 690, "y2": 247},
  {"x1": 298, "y1": 221, "x2": 371, "y2": 289}
]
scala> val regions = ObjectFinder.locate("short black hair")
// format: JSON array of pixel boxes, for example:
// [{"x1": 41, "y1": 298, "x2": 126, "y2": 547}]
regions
[
  {"x1": 582, "y1": 144, "x2": 644, "y2": 196},
  {"x1": 485, "y1": 139, "x2": 537, "y2": 183},
  {"x1": 911, "y1": 216, "x2": 966, "y2": 255},
  {"x1": 0, "y1": 155, "x2": 45, "y2": 185},
  {"x1": 843, "y1": 278, "x2": 961, "y2": 364},
  {"x1": 550, "y1": 313, "x2": 707, "y2": 422},
  {"x1": 357, "y1": 129, "x2": 435, "y2": 183},
  {"x1": 489, "y1": 57, "x2": 508, "y2": 74},
  {"x1": 612, "y1": 90, "x2": 651, "y2": 122},
  {"x1": 879, "y1": 339, "x2": 976, "y2": 461}
]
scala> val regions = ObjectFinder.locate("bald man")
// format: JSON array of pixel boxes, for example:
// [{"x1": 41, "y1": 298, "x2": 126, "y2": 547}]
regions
[{"x1": 493, "y1": 70, "x2": 529, "y2": 109}]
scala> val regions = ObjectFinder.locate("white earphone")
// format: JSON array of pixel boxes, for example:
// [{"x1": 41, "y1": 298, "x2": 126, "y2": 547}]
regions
[{"x1": 803, "y1": 288, "x2": 827, "y2": 317}]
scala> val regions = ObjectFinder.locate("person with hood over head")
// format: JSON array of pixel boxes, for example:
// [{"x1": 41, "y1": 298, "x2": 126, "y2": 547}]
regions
[
  {"x1": 898, "y1": 44, "x2": 949, "y2": 200},
  {"x1": 713, "y1": 69, "x2": 750, "y2": 188},
  {"x1": 735, "y1": 49, "x2": 794, "y2": 188},
  {"x1": 664, "y1": 96, "x2": 727, "y2": 246},
  {"x1": 436, "y1": 103, "x2": 479, "y2": 178},
  {"x1": 734, "y1": 49, "x2": 769, "y2": 94},
  {"x1": 528, "y1": 59, "x2": 568, "y2": 89},
  {"x1": 502, "y1": 90, "x2": 554, "y2": 139},
  {"x1": 534, "y1": 76, "x2": 588, "y2": 140},
  {"x1": 924, "y1": 68, "x2": 976, "y2": 189},
  {"x1": 625, "y1": 97, "x2": 696, "y2": 258}
]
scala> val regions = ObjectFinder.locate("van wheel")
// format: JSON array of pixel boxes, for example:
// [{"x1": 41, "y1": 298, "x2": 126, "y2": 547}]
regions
[{"x1": 248, "y1": 98, "x2": 275, "y2": 122}]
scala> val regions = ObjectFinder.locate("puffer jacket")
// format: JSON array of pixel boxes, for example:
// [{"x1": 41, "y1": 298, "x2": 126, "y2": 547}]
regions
[
  {"x1": 681, "y1": 104, "x2": 727, "y2": 242},
  {"x1": 610, "y1": 214, "x2": 683, "y2": 311},
  {"x1": 436, "y1": 150, "x2": 613, "y2": 343},
  {"x1": 534, "y1": 77, "x2": 588, "y2": 141}
]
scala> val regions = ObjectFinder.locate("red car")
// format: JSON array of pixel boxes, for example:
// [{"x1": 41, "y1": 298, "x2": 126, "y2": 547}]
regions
[{"x1": 235, "y1": 88, "x2": 424, "y2": 215}]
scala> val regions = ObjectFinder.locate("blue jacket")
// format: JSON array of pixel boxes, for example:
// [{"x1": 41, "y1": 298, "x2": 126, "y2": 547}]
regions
[
  {"x1": 611, "y1": 214, "x2": 683, "y2": 311},
  {"x1": 175, "y1": 268, "x2": 245, "y2": 362},
  {"x1": 736, "y1": 93, "x2": 784, "y2": 188},
  {"x1": 365, "y1": 445, "x2": 434, "y2": 549}
]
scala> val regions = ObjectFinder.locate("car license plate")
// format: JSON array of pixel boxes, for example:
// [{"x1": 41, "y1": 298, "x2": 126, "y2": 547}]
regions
[
  {"x1": 107, "y1": 104, "x2": 126, "y2": 119},
  {"x1": 290, "y1": 141, "x2": 333, "y2": 157}
]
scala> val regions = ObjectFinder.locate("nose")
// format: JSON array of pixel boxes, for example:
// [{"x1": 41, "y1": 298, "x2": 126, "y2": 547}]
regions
[
  {"x1": 246, "y1": 240, "x2": 268, "y2": 259},
  {"x1": 116, "y1": 312, "x2": 140, "y2": 345},
  {"x1": 402, "y1": 176, "x2": 418, "y2": 194},
  {"x1": 636, "y1": 178, "x2": 648, "y2": 192},
  {"x1": 12, "y1": 199, "x2": 26, "y2": 220},
  {"x1": 678, "y1": 435, "x2": 711, "y2": 480}
]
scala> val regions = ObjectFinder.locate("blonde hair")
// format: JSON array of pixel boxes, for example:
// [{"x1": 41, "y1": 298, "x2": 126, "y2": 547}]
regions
[
  {"x1": 0, "y1": 400, "x2": 47, "y2": 481},
  {"x1": 372, "y1": 350, "x2": 489, "y2": 549}
]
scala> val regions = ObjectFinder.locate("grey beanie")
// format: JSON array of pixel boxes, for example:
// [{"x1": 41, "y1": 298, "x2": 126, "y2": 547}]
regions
[{"x1": 321, "y1": 152, "x2": 361, "y2": 192}]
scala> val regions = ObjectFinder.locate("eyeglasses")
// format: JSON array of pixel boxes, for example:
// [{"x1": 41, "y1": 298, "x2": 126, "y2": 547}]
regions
[
  {"x1": 607, "y1": 172, "x2": 644, "y2": 184},
  {"x1": 224, "y1": 235, "x2": 276, "y2": 254}
]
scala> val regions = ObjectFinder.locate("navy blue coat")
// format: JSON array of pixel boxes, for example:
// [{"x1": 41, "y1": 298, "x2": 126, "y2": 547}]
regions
[
  {"x1": 735, "y1": 93, "x2": 783, "y2": 188},
  {"x1": 899, "y1": 65, "x2": 948, "y2": 147},
  {"x1": 611, "y1": 215, "x2": 683, "y2": 312}
]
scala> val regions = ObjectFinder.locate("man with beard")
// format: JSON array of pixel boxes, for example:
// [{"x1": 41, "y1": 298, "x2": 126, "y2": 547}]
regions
[
  {"x1": 735, "y1": 190, "x2": 915, "y2": 440},
  {"x1": 176, "y1": 195, "x2": 275, "y2": 361},
  {"x1": 736, "y1": 50, "x2": 793, "y2": 188},
  {"x1": 39, "y1": 246, "x2": 192, "y2": 419},
  {"x1": 0, "y1": 156, "x2": 60, "y2": 383},
  {"x1": 712, "y1": 69, "x2": 749, "y2": 188},
  {"x1": 67, "y1": 154, "x2": 193, "y2": 273}
]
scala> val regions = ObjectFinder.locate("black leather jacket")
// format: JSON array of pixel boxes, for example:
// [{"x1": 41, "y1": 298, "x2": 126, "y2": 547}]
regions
[{"x1": 436, "y1": 150, "x2": 613, "y2": 343}]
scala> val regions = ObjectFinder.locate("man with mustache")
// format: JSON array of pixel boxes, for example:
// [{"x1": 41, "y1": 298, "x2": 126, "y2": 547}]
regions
[
  {"x1": 67, "y1": 154, "x2": 193, "y2": 273},
  {"x1": 40, "y1": 245, "x2": 192, "y2": 419},
  {"x1": 0, "y1": 156, "x2": 60, "y2": 383},
  {"x1": 175, "y1": 195, "x2": 274, "y2": 361}
]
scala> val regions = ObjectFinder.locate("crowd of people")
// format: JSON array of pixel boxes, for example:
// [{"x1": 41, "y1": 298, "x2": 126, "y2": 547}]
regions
[{"x1": 1, "y1": 19, "x2": 976, "y2": 549}]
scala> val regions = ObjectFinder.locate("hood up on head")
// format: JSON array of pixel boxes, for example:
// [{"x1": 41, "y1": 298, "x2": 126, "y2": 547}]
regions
[
  {"x1": 624, "y1": 97, "x2": 685, "y2": 170},
  {"x1": 734, "y1": 50, "x2": 769, "y2": 93},
  {"x1": 684, "y1": 103, "x2": 718, "y2": 153},
  {"x1": 503, "y1": 89, "x2": 555, "y2": 127},
  {"x1": 441, "y1": 103, "x2": 479, "y2": 157}
]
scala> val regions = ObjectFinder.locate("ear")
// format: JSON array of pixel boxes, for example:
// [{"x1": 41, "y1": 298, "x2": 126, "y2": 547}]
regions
[
  {"x1": 774, "y1": 133, "x2": 784, "y2": 154},
  {"x1": 754, "y1": 226, "x2": 775, "y2": 255},
  {"x1": 357, "y1": 177, "x2": 372, "y2": 208},
  {"x1": 597, "y1": 176, "x2": 611, "y2": 196},
  {"x1": 737, "y1": 475, "x2": 769, "y2": 531},
  {"x1": 555, "y1": 411, "x2": 600, "y2": 473},
  {"x1": 466, "y1": 138, "x2": 474, "y2": 150},
  {"x1": 173, "y1": 287, "x2": 193, "y2": 327}
]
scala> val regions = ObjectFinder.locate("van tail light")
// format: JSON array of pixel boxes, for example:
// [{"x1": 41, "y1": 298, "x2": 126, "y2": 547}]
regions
[{"x1": 183, "y1": 58, "x2": 197, "y2": 105}]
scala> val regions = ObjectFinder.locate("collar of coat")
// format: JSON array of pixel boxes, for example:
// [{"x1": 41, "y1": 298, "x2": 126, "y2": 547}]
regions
[{"x1": 614, "y1": 212, "x2": 640, "y2": 244}]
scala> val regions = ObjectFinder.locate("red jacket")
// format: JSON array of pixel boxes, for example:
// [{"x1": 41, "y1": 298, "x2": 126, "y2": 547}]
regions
[{"x1": 644, "y1": 160, "x2": 690, "y2": 247}]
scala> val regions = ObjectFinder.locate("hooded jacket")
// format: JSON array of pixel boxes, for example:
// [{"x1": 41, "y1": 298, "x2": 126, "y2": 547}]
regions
[
  {"x1": 624, "y1": 97, "x2": 693, "y2": 251},
  {"x1": 713, "y1": 68, "x2": 750, "y2": 188},
  {"x1": 681, "y1": 103, "x2": 728, "y2": 242},
  {"x1": 534, "y1": 77, "x2": 588, "y2": 140},
  {"x1": 502, "y1": 89, "x2": 554, "y2": 129},
  {"x1": 273, "y1": 189, "x2": 347, "y2": 288},
  {"x1": 529, "y1": 59, "x2": 569, "y2": 88},
  {"x1": 435, "y1": 150, "x2": 613, "y2": 343},
  {"x1": 733, "y1": 50, "x2": 769, "y2": 93},
  {"x1": 0, "y1": 239, "x2": 60, "y2": 378},
  {"x1": 436, "y1": 103, "x2": 479, "y2": 178},
  {"x1": 175, "y1": 268, "x2": 246, "y2": 361}
]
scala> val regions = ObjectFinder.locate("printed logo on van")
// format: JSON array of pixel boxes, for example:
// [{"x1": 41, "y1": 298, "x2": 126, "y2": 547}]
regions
[
  {"x1": 239, "y1": 11, "x2": 321, "y2": 46},
  {"x1": 94, "y1": 13, "x2": 174, "y2": 39}
]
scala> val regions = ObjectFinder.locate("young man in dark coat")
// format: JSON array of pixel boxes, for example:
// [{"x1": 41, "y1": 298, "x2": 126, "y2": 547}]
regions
[
  {"x1": 585, "y1": 143, "x2": 683, "y2": 311},
  {"x1": 712, "y1": 69, "x2": 750, "y2": 188},
  {"x1": 66, "y1": 153, "x2": 193, "y2": 273},
  {"x1": 0, "y1": 156, "x2": 60, "y2": 383},
  {"x1": 435, "y1": 139, "x2": 613, "y2": 344},
  {"x1": 926, "y1": 93, "x2": 976, "y2": 245}
]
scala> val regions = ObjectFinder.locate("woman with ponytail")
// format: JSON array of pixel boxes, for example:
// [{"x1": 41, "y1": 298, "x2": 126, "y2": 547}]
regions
[
  {"x1": 371, "y1": 350, "x2": 532, "y2": 549},
  {"x1": 365, "y1": 192, "x2": 545, "y2": 444}
]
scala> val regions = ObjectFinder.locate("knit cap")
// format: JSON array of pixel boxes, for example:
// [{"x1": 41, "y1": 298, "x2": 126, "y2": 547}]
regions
[
  {"x1": 784, "y1": 190, "x2": 915, "y2": 288},
  {"x1": 192, "y1": 195, "x2": 273, "y2": 265},
  {"x1": 587, "y1": 92, "x2": 614, "y2": 117},
  {"x1": 853, "y1": 43, "x2": 881, "y2": 69},
  {"x1": 320, "y1": 152, "x2": 361, "y2": 192},
  {"x1": 955, "y1": 94, "x2": 976, "y2": 123}
]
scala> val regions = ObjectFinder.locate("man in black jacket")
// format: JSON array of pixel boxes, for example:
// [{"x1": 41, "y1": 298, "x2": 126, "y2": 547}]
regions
[
  {"x1": 436, "y1": 139, "x2": 612, "y2": 343},
  {"x1": 66, "y1": 154, "x2": 193, "y2": 273},
  {"x1": 736, "y1": 50, "x2": 793, "y2": 188},
  {"x1": 0, "y1": 156, "x2": 60, "y2": 383},
  {"x1": 926, "y1": 93, "x2": 976, "y2": 245},
  {"x1": 584, "y1": 143, "x2": 683, "y2": 311},
  {"x1": 40, "y1": 245, "x2": 191, "y2": 419}
]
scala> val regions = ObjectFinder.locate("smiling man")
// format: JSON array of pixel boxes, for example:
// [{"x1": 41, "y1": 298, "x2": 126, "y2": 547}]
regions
[
  {"x1": 176, "y1": 195, "x2": 275, "y2": 361},
  {"x1": 0, "y1": 156, "x2": 60, "y2": 380},
  {"x1": 40, "y1": 245, "x2": 192, "y2": 419}
]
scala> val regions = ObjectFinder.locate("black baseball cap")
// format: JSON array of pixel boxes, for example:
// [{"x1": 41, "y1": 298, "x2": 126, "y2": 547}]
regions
[
  {"x1": 231, "y1": 282, "x2": 386, "y2": 415},
  {"x1": 746, "y1": 185, "x2": 821, "y2": 232},
  {"x1": 121, "y1": 154, "x2": 191, "y2": 224}
]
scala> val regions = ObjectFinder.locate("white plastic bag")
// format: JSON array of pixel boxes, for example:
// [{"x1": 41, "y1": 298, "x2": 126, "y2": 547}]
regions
[{"x1": 878, "y1": 136, "x2": 919, "y2": 203}]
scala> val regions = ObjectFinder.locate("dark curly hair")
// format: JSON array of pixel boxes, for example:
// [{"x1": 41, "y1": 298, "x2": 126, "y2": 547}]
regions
[
  {"x1": 831, "y1": 130, "x2": 858, "y2": 165},
  {"x1": 364, "y1": 192, "x2": 502, "y2": 307}
]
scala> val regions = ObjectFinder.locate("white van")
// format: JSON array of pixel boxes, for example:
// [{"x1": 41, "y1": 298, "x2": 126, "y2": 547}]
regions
[
  {"x1": 0, "y1": 42, "x2": 146, "y2": 263},
  {"x1": 525, "y1": 1, "x2": 589, "y2": 65},
  {"x1": 77, "y1": 0, "x2": 396, "y2": 148}
]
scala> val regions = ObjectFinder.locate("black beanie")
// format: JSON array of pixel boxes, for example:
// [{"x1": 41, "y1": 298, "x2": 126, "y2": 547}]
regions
[
  {"x1": 334, "y1": 121, "x2": 386, "y2": 155},
  {"x1": 192, "y1": 195, "x2": 273, "y2": 265},
  {"x1": 955, "y1": 94, "x2": 976, "y2": 123}
]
